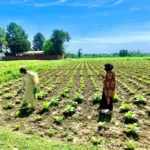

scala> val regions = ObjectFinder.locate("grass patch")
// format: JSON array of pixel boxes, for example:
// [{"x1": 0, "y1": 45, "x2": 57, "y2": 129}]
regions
[{"x1": 0, "y1": 128, "x2": 98, "y2": 150}]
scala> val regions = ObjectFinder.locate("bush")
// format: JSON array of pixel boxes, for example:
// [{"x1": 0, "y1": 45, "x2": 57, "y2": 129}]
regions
[
  {"x1": 73, "y1": 92, "x2": 83, "y2": 104},
  {"x1": 124, "y1": 111, "x2": 138, "y2": 124},
  {"x1": 119, "y1": 103, "x2": 131, "y2": 112},
  {"x1": 124, "y1": 140, "x2": 136, "y2": 150},
  {"x1": 54, "y1": 116, "x2": 64, "y2": 125},
  {"x1": 134, "y1": 94, "x2": 146, "y2": 105},
  {"x1": 93, "y1": 93, "x2": 101, "y2": 104},
  {"x1": 124, "y1": 123, "x2": 140, "y2": 138},
  {"x1": 63, "y1": 105, "x2": 75, "y2": 117}
]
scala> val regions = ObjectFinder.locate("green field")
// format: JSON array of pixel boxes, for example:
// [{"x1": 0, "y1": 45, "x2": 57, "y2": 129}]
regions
[{"x1": 0, "y1": 58, "x2": 150, "y2": 150}]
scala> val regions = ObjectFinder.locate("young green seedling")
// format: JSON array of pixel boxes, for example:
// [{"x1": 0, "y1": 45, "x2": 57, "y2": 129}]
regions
[
  {"x1": 54, "y1": 116, "x2": 64, "y2": 125},
  {"x1": 93, "y1": 93, "x2": 101, "y2": 104}
]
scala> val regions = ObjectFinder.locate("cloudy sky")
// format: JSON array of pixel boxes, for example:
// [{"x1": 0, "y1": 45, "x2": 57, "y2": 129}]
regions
[{"x1": 0, "y1": 0, "x2": 150, "y2": 54}]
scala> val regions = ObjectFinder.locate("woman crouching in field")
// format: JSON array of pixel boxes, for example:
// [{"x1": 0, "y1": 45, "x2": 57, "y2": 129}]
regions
[{"x1": 99, "y1": 63, "x2": 116, "y2": 114}]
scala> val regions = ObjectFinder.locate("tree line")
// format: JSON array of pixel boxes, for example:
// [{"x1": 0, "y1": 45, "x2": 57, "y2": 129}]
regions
[
  {"x1": 0, "y1": 22, "x2": 71, "y2": 56},
  {"x1": 68, "y1": 49, "x2": 150, "y2": 58}
]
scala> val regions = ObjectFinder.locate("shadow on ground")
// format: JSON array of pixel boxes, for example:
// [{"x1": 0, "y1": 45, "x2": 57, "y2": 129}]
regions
[{"x1": 98, "y1": 111, "x2": 112, "y2": 122}]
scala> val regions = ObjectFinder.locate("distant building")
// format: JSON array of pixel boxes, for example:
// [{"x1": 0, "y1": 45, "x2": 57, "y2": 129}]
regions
[
  {"x1": 3, "y1": 50, "x2": 65, "y2": 60},
  {"x1": 0, "y1": 52, "x2": 5, "y2": 61},
  {"x1": 22, "y1": 51, "x2": 44, "y2": 56}
]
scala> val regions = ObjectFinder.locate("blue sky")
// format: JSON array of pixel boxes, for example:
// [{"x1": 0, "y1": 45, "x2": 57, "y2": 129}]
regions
[{"x1": 0, "y1": 0, "x2": 150, "y2": 54}]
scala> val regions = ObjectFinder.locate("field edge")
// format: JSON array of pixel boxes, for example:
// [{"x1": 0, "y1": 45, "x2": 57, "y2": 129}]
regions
[{"x1": 0, "y1": 127, "x2": 99, "y2": 150}]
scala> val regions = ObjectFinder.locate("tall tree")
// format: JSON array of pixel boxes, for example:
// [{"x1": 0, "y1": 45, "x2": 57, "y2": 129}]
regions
[
  {"x1": 119, "y1": 50, "x2": 128, "y2": 57},
  {"x1": 51, "y1": 30, "x2": 71, "y2": 55},
  {"x1": 43, "y1": 39, "x2": 55, "y2": 55},
  {"x1": 78, "y1": 48, "x2": 82, "y2": 58},
  {"x1": 6, "y1": 22, "x2": 30, "y2": 55},
  {"x1": 0, "y1": 28, "x2": 7, "y2": 52},
  {"x1": 33, "y1": 32, "x2": 45, "y2": 51}
]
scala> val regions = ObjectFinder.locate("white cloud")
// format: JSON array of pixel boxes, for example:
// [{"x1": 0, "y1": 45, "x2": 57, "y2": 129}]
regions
[
  {"x1": 60, "y1": 0, "x2": 66, "y2": 2},
  {"x1": 4, "y1": 0, "x2": 126, "y2": 7},
  {"x1": 69, "y1": 1, "x2": 108, "y2": 8},
  {"x1": 130, "y1": 7, "x2": 142, "y2": 11},
  {"x1": 13, "y1": 0, "x2": 109, "y2": 8},
  {"x1": 67, "y1": 41, "x2": 150, "y2": 54},
  {"x1": 68, "y1": 34, "x2": 150, "y2": 53},
  {"x1": 113, "y1": 0, "x2": 123, "y2": 6},
  {"x1": 69, "y1": 31, "x2": 150, "y2": 45},
  {"x1": 34, "y1": 2, "x2": 59, "y2": 7},
  {"x1": 34, "y1": 0, "x2": 67, "y2": 7},
  {"x1": 10, "y1": 0, "x2": 33, "y2": 4}
]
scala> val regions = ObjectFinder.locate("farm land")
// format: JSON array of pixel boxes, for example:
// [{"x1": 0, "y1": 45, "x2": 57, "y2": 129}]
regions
[{"x1": 0, "y1": 58, "x2": 150, "y2": 150}]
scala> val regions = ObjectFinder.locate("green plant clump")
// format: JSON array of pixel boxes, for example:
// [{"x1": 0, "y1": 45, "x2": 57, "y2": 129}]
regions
[
  {"x1": 119, "y1": 103, "x2": 131, "y2": 112},
  {"x1": 124, "y1": 140, "x2": 136, "y2": 150},
  {"x1": 73, "y1": 92, "x2": 83, "y2": 104},
  {"x1": 54, "y1": 116, "x2": 64, "y2": 125},
  {"x1": 64, "y1": 105, "x2": 75, "y2": 117},
  {"x1": 124, "y1": 111, "x2": 138, "y2": 124},
  {"x1": 93, "y1": 93, "x2": 101, "y2": 104},
  {"x1": 42, "y1": 102, "x2": 50, "y2": 110}
]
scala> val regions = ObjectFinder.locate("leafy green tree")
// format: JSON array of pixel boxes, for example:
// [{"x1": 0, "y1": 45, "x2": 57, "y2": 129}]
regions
[
  {"x1": 33, "y1": 32, "x2": 45, "y2": 51},
  {"x1": 43, "y1": 40, "x2": 55, "y2": 55},
  {"x1": 6, "y1": 22, "x2": 30, "y2": 55},
  {"x1": 0, "y1": 28, "x2": 7, "y2": 52},
  {"x1": 78, "y1": 48, "x2": 82, "y2": 58},
  {"x1": 119, "y1": 50, "x2": 128, "y2": 57},
  {"x1": 51, "y1": 30, "x2": 71, "y2": 55}
]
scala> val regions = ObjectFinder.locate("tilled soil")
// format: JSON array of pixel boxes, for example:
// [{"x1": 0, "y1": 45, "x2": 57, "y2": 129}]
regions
[{"x1": 0, "y1": 60, "x2": 150, "y2": 150}]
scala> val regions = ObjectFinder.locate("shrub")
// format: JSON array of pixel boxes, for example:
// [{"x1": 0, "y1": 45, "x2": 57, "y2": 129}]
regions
[
  {"x1": 15, "y1": 111, "x2": 20, "y2": 117},
  {"x1": 39, "y1": 84, "x2": 44, "y2": 88},
  {"x1": 124, "y1": 111, "x2": 138, "y2": 124},
  {"x1": 5, "y1": 93, "x2": 13, "y2": 99},
  {"x1": 37, "y1": 93, "x2": 43, "y2": 100},
  {"x1": 42, "y1": 102, "x2": 50, "y2": 110},
  {"x1": 124, "y1": 140, "x2": 136, "y2": 150},
  {"x1": 45, "y1": 129, "x2": 56, "y2": 137},
  {"x1": 47, "y1": 87, "x2": 53, "y2": 93},
  {"x1": 43, "y1": 92, "x2": 48, "y2": 97},
  {"x1": 71, "y1": 101, "x2": 78, "y2": 108},
  {"x1": 7, "y1": 101, "x2": 14, "y2": 109},
  {"x1": 15, "y1": 99, "x2": 21, "y2": 104},
  {"x1": 60, "y1": 91, "x2": 68, "y2": 98},
  {"x1": 134, "y1": 94, "x2": 146, "y2": 105},
  {"x1": 120, "y1": 103, "x2": 131, "y2": 112},
  {"x1": 22, "y1": 103, "x2": 30, "y2": 109},
  {"x1": 4, "y1": 88, "x2": 10, "y2": 92},
  {"x1": 64, "y1": 131, "x2": 73, "y2": 141},
  {"x1": 73, "y1": 92, "x2": 83, "y2": 104},
  {"x1": 124, "y1": 123, "x2": 140, "y2": 138},
  {"x1": 114, "y1": 93, "x2": 119, "y2": 102},
  {"x1": 54, "y1": 116, "x2": 64, "y2": 125},
  {"x1": 13, "y1": 124, "x2": 21, "y2": 131},
  {"x1": 98, "y1": 122, "x2": 107, "y2": 130},
  {"x1": 93, "y1": 93, "x2": 101, "y2": 104},
  {"x1": 50, "y1": 98, "x2": 59, "y2": 106},
  {"x1": 91, "y1": 137, "x2": 100, "y2": 145},
  {"x1": 36, "y1": 115, "x2": 43, "y2": 121},
  {"x1": 64, "y1": 105, "x2": 75, "y2": 117}
]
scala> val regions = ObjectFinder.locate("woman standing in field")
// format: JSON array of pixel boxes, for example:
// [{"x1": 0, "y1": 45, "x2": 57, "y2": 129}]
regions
[
  {"x1": 99, "y1": 64, "x2": 116, "y2": 114},
  {"x1": 17, "y1": 68, "x2": 39, "y2": 110}
]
